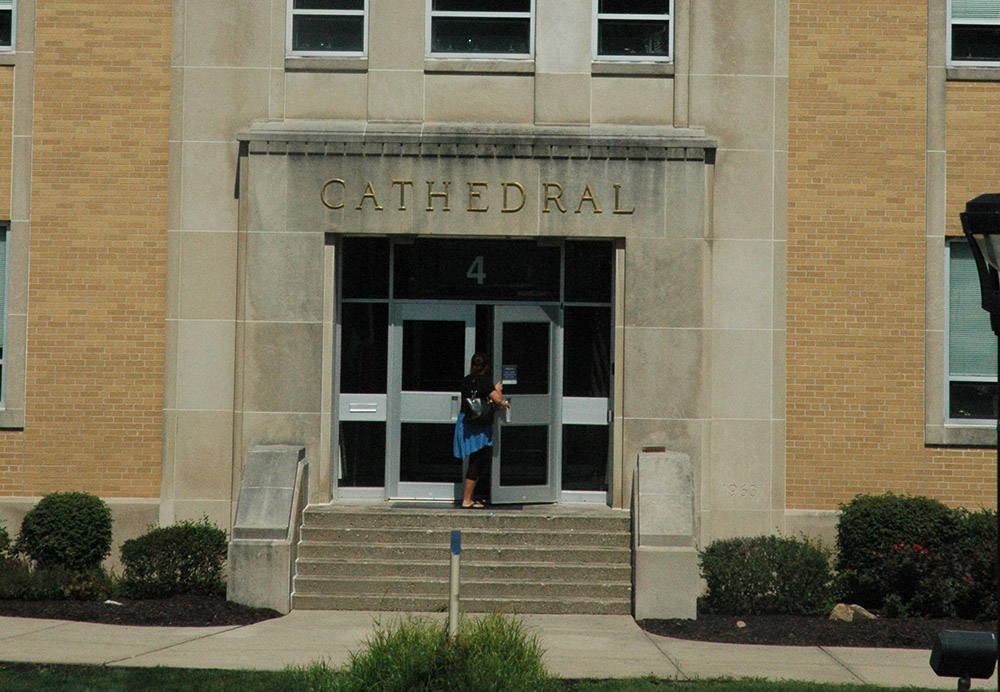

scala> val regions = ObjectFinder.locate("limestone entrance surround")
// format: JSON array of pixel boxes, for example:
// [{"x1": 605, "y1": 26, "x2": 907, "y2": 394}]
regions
[{"x1": 232, "y1": 122, "x2": 715, "y2": 516}]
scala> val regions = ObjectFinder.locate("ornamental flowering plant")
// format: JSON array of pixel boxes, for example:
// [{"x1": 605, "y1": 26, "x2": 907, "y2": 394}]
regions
[
  {"x1": 834, "y1": 492, "x2": 962, "y2": 608},
  {"x1": 931, "y1": 508, "x2": 999, "y2": 620},
  {"x1": 875, "y1": 542, "x2": 934, "y2": 617},
  {"x1": 835, "y1": 493, "x2": 997, "y2": 620},
  {"x1": 879, "y1": 524, "x2": 997, "y2": 620}
]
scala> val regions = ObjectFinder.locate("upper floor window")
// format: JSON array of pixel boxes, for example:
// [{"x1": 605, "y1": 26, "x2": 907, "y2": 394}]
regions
[
  {"x1": 949, "y1": 0, "x2": 1000, "y2": 66},
  {"x1": 595, "y1": 0, "x2": 672, "y2": 61},
  {"x1": 428, "y1": 1, "x2": 533, "y2": 58},
  {"x1": 288, "y1": 0, "x2": 367, "y2": 56},
  {"x1": 947, "y1": 240, "x2": 998, "y2": 421},
  {"x1": 0, "y1": 1, "x2": 13, "y2": 50}
]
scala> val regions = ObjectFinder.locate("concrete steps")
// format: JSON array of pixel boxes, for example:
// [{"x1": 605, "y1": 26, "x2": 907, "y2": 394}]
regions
[{"x1": 291, "y1": 504, "x2": 633, "y2": 614}]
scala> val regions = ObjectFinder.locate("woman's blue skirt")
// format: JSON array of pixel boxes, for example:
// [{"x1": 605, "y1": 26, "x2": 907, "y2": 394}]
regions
[{"x1": 453, "y1": 412, "x2": 493, "y2": 458}]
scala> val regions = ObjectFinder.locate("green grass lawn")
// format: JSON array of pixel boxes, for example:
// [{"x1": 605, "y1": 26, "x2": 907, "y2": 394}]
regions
[{"x1": 0, "y1": 664, "x2": 948, "y2": 692}]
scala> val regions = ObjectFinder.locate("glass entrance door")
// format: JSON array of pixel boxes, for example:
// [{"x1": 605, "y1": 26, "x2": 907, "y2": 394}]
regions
[
  {"x1": 388, "y1": 304, "x2": 475, "y2": 500},
  {"x1": 491, "y1": 305, "x2": 560, "y2": 504}
]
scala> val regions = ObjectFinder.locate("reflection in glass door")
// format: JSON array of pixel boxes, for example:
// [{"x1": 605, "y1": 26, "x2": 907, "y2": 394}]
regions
[
  {"x1": 388, "y1": 304, "x2": 475, "y2": 499},
  {"x1": 491, "y1": 305, "x2": 561, "y2": 504}
]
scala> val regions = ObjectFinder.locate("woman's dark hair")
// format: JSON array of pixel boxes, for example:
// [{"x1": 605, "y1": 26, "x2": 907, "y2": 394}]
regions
[{"x1": 470, "y1": 352, "x2": 490, "y2": 375}]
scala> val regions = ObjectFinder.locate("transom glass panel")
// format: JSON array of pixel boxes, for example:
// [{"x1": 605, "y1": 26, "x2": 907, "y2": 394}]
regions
[{"x1": 393, "y1": 238, "x2": 559, "y2": 302}]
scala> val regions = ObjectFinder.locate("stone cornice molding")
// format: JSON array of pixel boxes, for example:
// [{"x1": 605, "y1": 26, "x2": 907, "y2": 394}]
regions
[{"x1": 239, "y1": 121, "x2": 716, "y2": 162}]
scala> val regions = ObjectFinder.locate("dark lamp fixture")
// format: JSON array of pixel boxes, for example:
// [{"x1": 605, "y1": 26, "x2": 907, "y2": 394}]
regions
[
  {"x1": 929, "y1": 630, "x2": 997, "y2": 691},
  {"x1": 960, "y1": 193, "x2": 1000, "y2": 335}
]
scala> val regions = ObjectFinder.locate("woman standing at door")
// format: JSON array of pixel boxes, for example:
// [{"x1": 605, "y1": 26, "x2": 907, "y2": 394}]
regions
[{"x1": 454, "y1": 352, "x2": 509, "y2": 508}]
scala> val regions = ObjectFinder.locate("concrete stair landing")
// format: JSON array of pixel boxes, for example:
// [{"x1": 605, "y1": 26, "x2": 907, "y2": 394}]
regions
[{"x1": 291, "y1": 503, "x2": 633, "y2": 614}]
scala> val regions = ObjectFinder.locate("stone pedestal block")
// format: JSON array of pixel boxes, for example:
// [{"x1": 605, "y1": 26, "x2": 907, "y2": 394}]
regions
[
  {"x1": 632, "y1": 451, "x2": 698, "y2": 620},
  {"x1": 228, "y1": 445, "x2": 308, "y2": 614}
]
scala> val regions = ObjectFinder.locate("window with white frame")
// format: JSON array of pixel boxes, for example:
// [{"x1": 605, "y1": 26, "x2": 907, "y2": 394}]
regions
[
  {"x1": 949, "y1": 0, "x2": 1000, "y2": 65},
  {"x1": 595, "y1": 0, "x2": 672, "y2": 61},
  {"x1": 947, "y1": 240, "x2": 998, "y2": 421},
  {"x1": 428, "y1": 1, "x2": 533, "y2": 57},
  {"x1": 0, "y1": 1, "x2": 13, "y2": 50},
  {"x1": 289, "y1": 0, "x2": 367, "y2": 56}
]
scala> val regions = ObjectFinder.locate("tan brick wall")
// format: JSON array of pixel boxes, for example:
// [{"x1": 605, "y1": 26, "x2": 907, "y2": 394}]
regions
[
  {"x1": 946, "y1": 83, "x2": 1000, "y2": 236},
  {"x1": 0, "y1": 66, "x2": 12, "y2": 220},
  {"x1": 787, "y1": 1, "x2": 995, "y2": 510},
  {"x1": 0, "y1": 1, "x2": 171, "y2": 498}
]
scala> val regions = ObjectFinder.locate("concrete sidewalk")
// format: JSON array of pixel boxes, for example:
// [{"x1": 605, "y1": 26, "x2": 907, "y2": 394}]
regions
[{"x1": 0, "y1": 612, "x2": 993, "y2": 689}]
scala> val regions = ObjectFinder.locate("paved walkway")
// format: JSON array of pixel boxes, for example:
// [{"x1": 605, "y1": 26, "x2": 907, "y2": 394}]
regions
[{"x1": 1, "y1": 612, "x2": 994, "y2": 689}]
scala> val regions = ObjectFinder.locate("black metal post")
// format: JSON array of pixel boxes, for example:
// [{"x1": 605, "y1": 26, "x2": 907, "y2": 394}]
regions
[{"x1": 958, "y1": 195, "x2": 1000, "y2": 653}]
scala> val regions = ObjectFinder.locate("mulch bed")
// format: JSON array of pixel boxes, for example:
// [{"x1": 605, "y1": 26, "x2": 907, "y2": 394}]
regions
[
  {"x1": 638, "y1": 613, "x2": 994, "y2": 649},
  {"x1": 0, "y1": 596, "x2": 992, "y2": 650},
  {"x1": 0, "y1": 594, "x2": 282, "y2": 628}
]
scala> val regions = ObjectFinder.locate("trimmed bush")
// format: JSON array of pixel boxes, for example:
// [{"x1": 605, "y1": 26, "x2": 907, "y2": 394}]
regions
[
  {"x1": 947, "y1": 508, "x2": 999, "y2": 620},
  {"x1": 119, "y1": 518, "x2": 228, "y2": 598},
  {"x1": 836, "y1": 493, "x2": 967, "y2": 609},
  {"x1": 866, "y1": 508, "x2": 998, "y2": 620},
  {"x1": 836, "y1": 493, "x2": 961, "y2": 569},
  {"x1": 15, "y1": 492, "x2": 113, "y2": 571},
  {"x1": 287, "y1": 614, "x2": 559, "y2": 692},
  {"x1": 699, "y1": 535, "x2": 834, "y2": 615},
  {"x1": 835, "y1": 493, "x2": 997, "y2": 619}
]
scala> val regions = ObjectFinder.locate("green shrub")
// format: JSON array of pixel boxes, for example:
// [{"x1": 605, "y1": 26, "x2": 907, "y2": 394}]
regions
[
  {"x1": 287, "y1": 614, "x2": 559, "y2": 692},
  {"x1": 119, "y1": 518, "x2": 228, "y2": 598},
  {"x1": 948, "y1": 508, "x2": 999, "y2": 619},
  {"x1": 0, "y1": 556, "x2": 113, "y2": 601},
  {"x1": 867, "y1": 508, "x2": 998, "y2": 620},
  {"x1": 15, "y1": 492, "x2": 113, "y2": 571},
  {"x1": 699, "y1": 535, "x2": 834, "y2": 615},
  {"x1": 835, "y1": 493, "x2": 997, "y2": 619},
  {"x1": 835, "y1": 492, "x2": 962, "y2": 607}
]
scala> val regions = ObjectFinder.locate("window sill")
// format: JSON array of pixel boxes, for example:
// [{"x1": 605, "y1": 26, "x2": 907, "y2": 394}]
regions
[
  {"x1": 0, "y1": 408, "x2": 24, "y2": 429},
  {"x1": 946, "y1": 66, "x2": 1000, "y2": 82},
  {"x1": 0, "y1": 52, "x2": 15, "y2": 67},
  {"x1": 285, "y1": 56, "x2": 368, "y2": 73},
  {"x1": 424, "y1": 58, "x2": 534, "y2": 75},
  {"x1": 927, "y1": 422, "x2": 997, "y2": 447},
  {"x1": 591, "y1": 60, "x2": 674, "y2": 77}
]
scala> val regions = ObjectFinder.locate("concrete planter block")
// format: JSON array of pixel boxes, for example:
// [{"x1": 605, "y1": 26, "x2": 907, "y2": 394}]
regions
[
  {"x1": 632, "y1": 451, "x2": 698, "y2": 620},
  {"x1": 228, "y1": 445, "x2": 308, "y2": 614}
]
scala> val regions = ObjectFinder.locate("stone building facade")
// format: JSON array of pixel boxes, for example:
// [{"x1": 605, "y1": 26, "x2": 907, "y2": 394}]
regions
[{"x1": 0, "y1": 1, "x2": 995, "y2": 565}]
